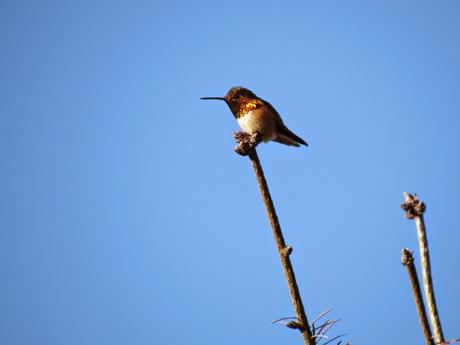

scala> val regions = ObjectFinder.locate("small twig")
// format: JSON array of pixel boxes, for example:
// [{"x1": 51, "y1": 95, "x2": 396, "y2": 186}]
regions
[
  {"x1": 272, "y1": 316, "x2": 298, "y2": 324},
  {"x1": 314, "y1": 320, "x2": 331, "y2": 336},
  {"x1": 401, "y1": 193, "x2": 445, "y2": 344},
  {"x1": 401, "y1": 248, "x2": 434, "y2": 345},
  {"x1": 319, "y1": 319, "x2": 341, "y2": 338},
  {"x1": 313, "y1": 319, "x2": 336, "y2": 334},
  {"x1": 311, "y1": 308, "x2": 333, "y2": 328},
  {"x1": 321, "y1": 333, "x2": 347, "y2": 345},
  {"x1": 234, "y1": 132, "x2": 314, "y2": 345}
]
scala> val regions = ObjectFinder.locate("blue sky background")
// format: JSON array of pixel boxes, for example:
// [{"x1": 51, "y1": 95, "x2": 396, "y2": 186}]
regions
[{"x1": 1, "y1": 1, "x2": 459, "y2": 344}]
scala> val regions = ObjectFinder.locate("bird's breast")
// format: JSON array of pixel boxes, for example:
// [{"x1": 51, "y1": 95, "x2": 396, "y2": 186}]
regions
[{"x1": 237, "y1": 110, "x2": 276, "y2": 141}]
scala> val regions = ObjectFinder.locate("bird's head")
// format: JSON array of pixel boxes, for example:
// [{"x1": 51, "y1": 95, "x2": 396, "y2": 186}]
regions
[{"x1": 201, "y1": 86, "x2": 258, "y2": 117}]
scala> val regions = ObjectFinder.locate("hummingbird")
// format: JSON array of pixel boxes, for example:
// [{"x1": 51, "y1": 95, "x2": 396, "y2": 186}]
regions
[{"x1": 201, "y1": 86, "x2": 308, "y2": 147}]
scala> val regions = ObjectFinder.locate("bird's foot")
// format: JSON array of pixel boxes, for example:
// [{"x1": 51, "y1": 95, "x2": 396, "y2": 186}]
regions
[{"x1": 233, "y1": 132, "x2": 262, "y2": 156}]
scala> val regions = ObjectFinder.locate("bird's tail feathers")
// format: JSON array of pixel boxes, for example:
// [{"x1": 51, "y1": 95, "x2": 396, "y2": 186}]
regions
[
  {"x1": 274, "y1": 134, "x2": 301, "y2": 147},
  {"x1": 277, "y1": 126, "x2": 308, "y2": 146}
]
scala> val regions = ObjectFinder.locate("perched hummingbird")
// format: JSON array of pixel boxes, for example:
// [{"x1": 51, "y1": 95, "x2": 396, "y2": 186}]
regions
[{"x1": 201, "y1": 86, "x2": 308, "y2": 147}]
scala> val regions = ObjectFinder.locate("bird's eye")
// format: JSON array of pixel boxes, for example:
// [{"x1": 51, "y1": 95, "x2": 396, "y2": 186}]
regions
[{"x1": 233, "y1": 94, "x2": 241, "y2": 100}]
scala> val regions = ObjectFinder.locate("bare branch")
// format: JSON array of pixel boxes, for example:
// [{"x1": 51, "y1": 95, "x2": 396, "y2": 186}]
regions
[
  {"x1": 235, "y1": 132, "x2": 314, "y2": 345},
  {"x1": 401, "y1": 248, "x2": 434, "y2": 345},
  {"x1": 401, "y1": 193, "x2": 445, "y2": 344}
]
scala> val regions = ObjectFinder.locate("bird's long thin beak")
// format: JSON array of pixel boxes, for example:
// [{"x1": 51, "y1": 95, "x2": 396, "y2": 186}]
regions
[{"x1": 200, "y1": 97, "x2": 226, "y2": 101}]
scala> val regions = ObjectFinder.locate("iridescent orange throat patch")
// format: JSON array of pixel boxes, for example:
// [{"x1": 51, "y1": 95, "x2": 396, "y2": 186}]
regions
[{"x1": 236, "y1": 101, "x2": 259, "y2": 118}]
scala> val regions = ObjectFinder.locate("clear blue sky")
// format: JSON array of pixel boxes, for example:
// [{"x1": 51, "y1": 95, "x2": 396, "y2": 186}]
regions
[{"x1": 1, "y1": 1, "x2": 459, "y2": 344}]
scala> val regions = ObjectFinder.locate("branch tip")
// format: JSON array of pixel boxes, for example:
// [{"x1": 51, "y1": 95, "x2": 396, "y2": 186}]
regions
[
  {"x1": 401, "y1": 192, "x2": 426, "y2": 219},
  {"x1": 233, "y1": 131, "x2": 261, "y2": 156},
  {"x1": 401, "y1": 248, "x2": 414, "y2": 266}
]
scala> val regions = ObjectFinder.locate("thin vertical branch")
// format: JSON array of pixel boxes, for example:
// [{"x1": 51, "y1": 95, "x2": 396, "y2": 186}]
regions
[
  {"x1": 401, "y1": 193, "x2": 445, "y2": 344},
  {"x1": 234, "y1": 132, "x2": 314, "y2": 345},
  {"x1": 401, "y1": 248, "x2": 434, "y2": 345},
  {"x1": 415, "y1": 214, "x2": 445, "y2": 345},
  {"x1": 249, "y1": 150, "x2": 314, "y2": 345}
]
